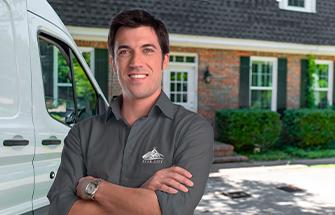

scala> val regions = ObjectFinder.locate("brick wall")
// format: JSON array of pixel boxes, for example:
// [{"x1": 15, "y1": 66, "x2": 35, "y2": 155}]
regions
[{"x1": 75, "y1": 39, "x2": 335, "y2": 126}]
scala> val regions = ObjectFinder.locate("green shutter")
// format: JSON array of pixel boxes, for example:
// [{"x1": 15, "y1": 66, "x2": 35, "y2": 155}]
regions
[
  {"x1": 239, "y1": 56, "x2": 250, "y2": 108},
  {"x1": 94, "y1": 48, "x2": 109, "y2": 99},
  {"x1": 300, "y1": 59, "x2": 308, "y2": 108},
  {"x1": 277, "y1": 58, "x2": 287, "y2": 113}
]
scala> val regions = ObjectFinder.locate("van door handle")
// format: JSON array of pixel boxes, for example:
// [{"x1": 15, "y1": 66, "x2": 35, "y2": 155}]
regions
[
  {"x1": 42, "y1": 139, "x2": 61, "y2": 145},
  {"x1": 3, "y1": 139, "x2": 29, "y2": 146}
]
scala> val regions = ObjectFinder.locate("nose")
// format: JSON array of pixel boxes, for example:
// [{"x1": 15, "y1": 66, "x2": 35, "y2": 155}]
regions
[{"x1": 129, "y1": 51, "x2": 143, "y2": 68}]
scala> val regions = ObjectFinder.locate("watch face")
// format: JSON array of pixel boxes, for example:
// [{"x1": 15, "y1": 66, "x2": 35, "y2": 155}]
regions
[{"x1": 86, "y1": 183, "x2": 96, "y2": 194}]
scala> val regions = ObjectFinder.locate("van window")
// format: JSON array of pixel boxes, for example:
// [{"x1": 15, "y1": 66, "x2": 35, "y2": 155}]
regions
[
  {"x1": 39, "y1": 38, "x2": 75, "y2": 125},
  {"x1": 71, "y1": 51, "x2": 97, "y2": 121}
]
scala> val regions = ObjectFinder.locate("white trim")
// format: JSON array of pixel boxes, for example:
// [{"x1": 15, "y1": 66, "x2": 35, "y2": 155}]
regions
[
  {"x1": 53, "y1": 46, "x2": 58, "y2": 105},
  {"x1": 278, "y1": 0, "x2": 316, "y2": 13},
  {"x1": 164, "y1": 52, "x2": 198, "y2": 112},
  {"x1": 250, "y1": 56, "x2": 278, "y2": 111},
  {"x1": 66, "y1": 26, "x2": 335, "y2": 56},
  {"x1": 314, "y1": 60, "x2": 333, "y2": 106}
]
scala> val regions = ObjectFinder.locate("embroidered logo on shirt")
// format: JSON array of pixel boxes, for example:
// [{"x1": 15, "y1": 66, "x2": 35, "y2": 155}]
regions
[{"x1": 142, "y1": 147, "x2": 164, "y2": 164}]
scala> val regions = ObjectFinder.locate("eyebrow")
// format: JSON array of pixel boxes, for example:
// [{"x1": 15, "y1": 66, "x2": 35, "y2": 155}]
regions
[{"x1": 117, "y1": 45, "x2": 131, "y2": 50}]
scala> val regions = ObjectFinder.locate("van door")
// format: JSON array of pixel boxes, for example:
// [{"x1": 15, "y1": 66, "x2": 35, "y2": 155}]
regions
[
  {"x1": 28, "y1": 11, "x2": 108, "y2": 212},
  {"x1": 0, "y1": 0, "x2": 35, "y2": 214}
]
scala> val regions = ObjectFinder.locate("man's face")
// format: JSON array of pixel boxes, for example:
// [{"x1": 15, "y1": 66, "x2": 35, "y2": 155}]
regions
[{"x1": 113, "y1": 26, "x2": 169, "y2": 100}]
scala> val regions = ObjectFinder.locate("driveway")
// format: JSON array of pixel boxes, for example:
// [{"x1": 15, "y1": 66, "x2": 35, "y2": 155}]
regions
[{"x1": 195, "y1": 161, "x2": 335, "y2": 215}]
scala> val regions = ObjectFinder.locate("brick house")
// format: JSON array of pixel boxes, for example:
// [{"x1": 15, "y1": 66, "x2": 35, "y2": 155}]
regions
[{"x1": 49, "y1": 0, "x2": 335, "y2": 126}]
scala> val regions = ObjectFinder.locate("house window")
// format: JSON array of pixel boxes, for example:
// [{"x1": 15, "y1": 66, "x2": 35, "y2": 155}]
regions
[
  {"x1": 313, "y1": 60, "x2": 333, "y2": 108},
  {"x1": 278, "y1": 0, "x2": 316, "y2": 13},
  {"x1": 250, "y1": 57, "x2": 278, "y2": 111},
  {"x1": 80, "y1": 47, "x2": 95, "y2": 74}
]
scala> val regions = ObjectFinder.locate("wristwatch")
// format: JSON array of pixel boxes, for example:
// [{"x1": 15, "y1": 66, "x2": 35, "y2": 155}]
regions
[{"x1": 84, "y1": 178, "x2": 102, "y2": 200}]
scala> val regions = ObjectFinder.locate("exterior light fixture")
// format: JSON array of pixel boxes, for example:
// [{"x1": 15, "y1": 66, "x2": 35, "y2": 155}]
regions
[{"x1": 204, "y1": 66, "x2": 212, "y2": 84}]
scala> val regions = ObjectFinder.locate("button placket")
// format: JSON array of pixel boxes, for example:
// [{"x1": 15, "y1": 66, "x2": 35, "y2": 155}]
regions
[{"x1": 120, "y1": 120, "x2": 143, "y2": 185}]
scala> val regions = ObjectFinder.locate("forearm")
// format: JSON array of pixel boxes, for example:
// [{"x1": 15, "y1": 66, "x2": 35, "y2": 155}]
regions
[
  {"x1": 95, "y1": 181, "x2": 161, "y2": 215},
  {"x1": 68, "y1": 200, "x2": 109, "y2": 215}
]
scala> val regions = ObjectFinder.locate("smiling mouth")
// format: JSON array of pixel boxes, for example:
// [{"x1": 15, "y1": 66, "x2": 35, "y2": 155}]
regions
[{"x1": 128, "y1": 74, "x2": 148, "y2": 79}]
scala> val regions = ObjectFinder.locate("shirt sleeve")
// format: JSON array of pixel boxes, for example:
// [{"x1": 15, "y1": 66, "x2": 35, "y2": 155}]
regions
[
  {"x1": 47, "y1": 124, "x2": 85, "y2": 215},
  {"x1": 155, "y1": 116, "x2": 214, "y2": 215}
]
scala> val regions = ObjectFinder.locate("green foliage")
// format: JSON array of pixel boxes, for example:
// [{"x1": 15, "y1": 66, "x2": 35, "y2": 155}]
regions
[
  {"x1": 246, "y1": 147, "x2": 335, "y2": 161},
  {"x1": 282, "y1": 109, "x2": 335, "y2": 147},
  {"x1": 216, "y1": 109, "x2": 282, "y2": 153}
]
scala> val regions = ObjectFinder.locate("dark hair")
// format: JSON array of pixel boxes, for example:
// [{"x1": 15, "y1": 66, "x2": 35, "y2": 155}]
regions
[{"x1": 107, "y1": 9, "x2": 169, "y2": 58}]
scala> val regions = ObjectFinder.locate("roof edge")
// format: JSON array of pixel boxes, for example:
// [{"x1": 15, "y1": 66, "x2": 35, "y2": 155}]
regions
[{"x1": 66, "y1": 26, "x2": 335, "y2": 56}]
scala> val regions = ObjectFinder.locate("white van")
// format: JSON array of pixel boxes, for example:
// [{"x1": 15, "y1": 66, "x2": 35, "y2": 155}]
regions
[{"x1": 0, "y1": 0, "x2": 109, "y2": 214}]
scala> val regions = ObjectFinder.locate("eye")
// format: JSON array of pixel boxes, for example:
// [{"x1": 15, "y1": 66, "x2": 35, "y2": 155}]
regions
[
  {"x1": 118, "y1": 49, "x2": 130, "y2": 56},
  {"x1": 143, "y1": 48, "x2": 154, "y2": 54}
]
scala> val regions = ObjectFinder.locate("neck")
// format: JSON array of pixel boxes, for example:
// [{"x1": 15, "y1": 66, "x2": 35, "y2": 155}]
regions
[{"x1": 121, "y1": 90, "x2": 161, "y2": 126}]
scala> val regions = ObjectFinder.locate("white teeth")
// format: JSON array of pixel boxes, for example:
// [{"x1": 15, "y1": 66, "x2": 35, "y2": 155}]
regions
[{"x1": 129, "y1": 74, "x2": 147, "y2": 79}]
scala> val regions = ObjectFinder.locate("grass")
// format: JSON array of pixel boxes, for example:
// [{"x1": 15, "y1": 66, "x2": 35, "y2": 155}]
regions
[{"x1": 245, "y1": 146, "x2": 335, "y2": 161}]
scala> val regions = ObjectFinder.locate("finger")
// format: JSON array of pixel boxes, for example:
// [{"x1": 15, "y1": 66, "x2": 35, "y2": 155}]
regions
[
  {"x1": 164, "y1": 178, "x2": 189, "y2": 192},
  {"x1": 171, "y1": 166, "x2": 192, "y2": 178},
  {"x1": 159, "y1": 184, "x2": 178, "y2": 194},
  {"x1": 170, "y1": 173, "x2": 194, "y2": 187}
]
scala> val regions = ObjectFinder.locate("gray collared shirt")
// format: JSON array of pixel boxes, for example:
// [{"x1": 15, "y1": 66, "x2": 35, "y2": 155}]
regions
[{"x1": 48, "y1": 91, "x2": 214, "y2": 215}]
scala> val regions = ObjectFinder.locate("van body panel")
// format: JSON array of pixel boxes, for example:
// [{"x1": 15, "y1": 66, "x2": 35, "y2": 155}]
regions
[
  {"x1": 26, "y1": 0, "x2": 69, "y2": 37},
  {"x1": 0, "y1": 0, "x2": 35, "y2": 214}
]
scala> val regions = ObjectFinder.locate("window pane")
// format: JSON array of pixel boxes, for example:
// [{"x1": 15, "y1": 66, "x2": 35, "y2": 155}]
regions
[
  {"x1": 170, "y1": 72, "x2": 175, "y2": 81},
  {"x1": 316, "y1": 64, "x2": 329, "y2": 88},
  {"x1": 176, "y1": 93, "x2": 181, "y2": 102},
  {"x1": 251, "y1": 60, "x2": 273, "y2": 87},
  {"x1": 170, "y1": 83, "x2": 175, "y2": 92},
  {"x1": 39, "y1": 38, "x2": 75, "y2": 125},
  {"x1": 186, "y1": 56, "x2": 195, "y2": 63},
  {"x1": 251, "y1": 90, "x2": 272, "y2": 109},
  {"x1": 183, "y1": 83, "x2": 187, "y2": 92},
  {"x1": 288, "y1": 0, "x2": 305, "y2": 7},
  {"x1": 183, "y1": 72, "x2": 188, "y2": 81},
  {"x1": 177, "y1": 72, "x2": 182, "y2": 81},
  {"x1": 170, "y1": 93, "x2": 175, "y2": 102},
  {"x1": 176, "y1": 56, "x2": 184, "y2": 62},
  {"x1": 177, "y1": 83, "x2": 181, "y2": 91},
  {"x1": 169, "y1": 55, "x2": 174, "y2": 62},
  {"x1": 314, "y1": 91, "x2": 328, "y2": 108},
  {"x1": 72, "y1": 52, "x2": 97, "y2": 121},
  {"x1": 183, "y1": 93, "x2": 187, "y2": 102},
  {"x1": 82, "y1": 52, "x2": 91, "y2": 67}
]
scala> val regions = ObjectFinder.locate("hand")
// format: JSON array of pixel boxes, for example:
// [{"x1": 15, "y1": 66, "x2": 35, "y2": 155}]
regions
[
  {"x1": 76, "y1": 176, "x2": 96, "y2": 200},
  {"x1": 141, "y1": 166, "x2": 194, "y2": 194}
]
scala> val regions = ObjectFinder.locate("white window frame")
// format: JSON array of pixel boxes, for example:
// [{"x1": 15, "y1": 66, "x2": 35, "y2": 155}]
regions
[
  {"x1": 313, "y1": 60, "x2": 333, "y2": 107},
  {"x1": 278, "y1": 0, "x2": 316, "y2": 13},
  {"x1": 249, "y1": 56, "x2": 278, "y2": 111}
]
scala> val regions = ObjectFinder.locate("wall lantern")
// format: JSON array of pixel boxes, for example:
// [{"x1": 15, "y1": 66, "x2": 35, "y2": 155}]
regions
[{"x1": 203, "y1": 66, "x2": 212, "y2": 84}]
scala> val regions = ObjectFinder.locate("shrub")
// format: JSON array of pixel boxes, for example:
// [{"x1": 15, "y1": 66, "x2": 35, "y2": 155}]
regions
[
  {"x1": 216, "y1": 109, "x2": 282, "y2": 153},
  {"x1": 282, "y1": 109, "x2": 335, "y2": 148}
]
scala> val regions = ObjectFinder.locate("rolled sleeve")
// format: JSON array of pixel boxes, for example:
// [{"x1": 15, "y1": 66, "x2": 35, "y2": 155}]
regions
[
  {"x1": 156, "y1": 117, "x2": 214, "y2": 215},
  {"x1": 47, "y1": 125, "x2": 85, "y2": 215}
]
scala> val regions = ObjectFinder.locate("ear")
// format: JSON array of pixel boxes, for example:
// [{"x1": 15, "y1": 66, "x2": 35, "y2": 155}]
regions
[{"x1": 162, "y1": 53, "x2": 169, "y2": 70}]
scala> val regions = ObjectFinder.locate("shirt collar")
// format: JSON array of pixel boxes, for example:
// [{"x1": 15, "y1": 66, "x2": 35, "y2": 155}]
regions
[{"x1": 105, "y1": 91, "x2": 176, "y2": 122}]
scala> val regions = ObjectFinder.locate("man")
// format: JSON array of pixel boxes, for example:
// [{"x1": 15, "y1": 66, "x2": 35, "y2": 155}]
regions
[{"x1": 48, "y1": 9, "x2": 213, "y2": 215}]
